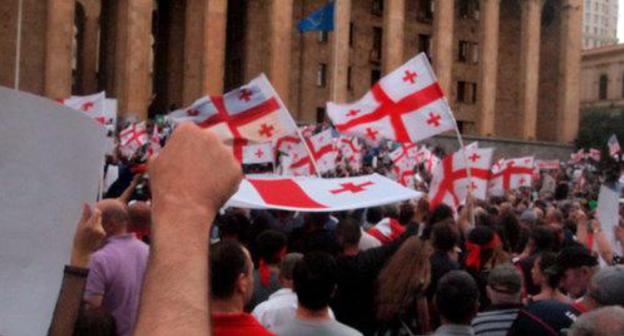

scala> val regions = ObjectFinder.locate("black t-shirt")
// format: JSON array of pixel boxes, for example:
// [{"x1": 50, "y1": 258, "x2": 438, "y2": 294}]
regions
[
  {"x1": 507, "y1": 300, "x2": 582, "y2": 336},
  {"x1": 426, "y1": 251, "x2": 461, "y2": 300}
]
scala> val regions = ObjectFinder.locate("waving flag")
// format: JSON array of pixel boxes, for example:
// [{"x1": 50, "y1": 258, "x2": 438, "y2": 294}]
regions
[
  {"x1": 289, "y1": 129, "x2": 337, "y2": 175},
  {"x1": 242, "y1": 142, "x2": 274, "y2": 164},
  {"x1": 588, "y1": 148, "x2": 601, "y2": 162},
  {"x1": 367, "y1": 218, "x2": 406, "y2": 244},
  {"x1": 608, "y1": 135, "x2": 621, "y2": 159},
  {"x1": 488, "y1": 157, "x2": 534, "y2": 195},
  {"x1": 338, "y1": 136, "x2": 363, "y2": 170},
  {"x1": 144, "y1": 127, "x2": 162, "y2": 159},
  {"x1": 428, "y1": 148, "x2": 494, "y2": 210},
  {"x1": 297, "y1": 1, "x2": 334, "y2": 32},
  {"x1": 119, "y1": 122, "x2": 148, "y2": 158},
  {"x1": 327, "y1": 53, "x2": 455, "y2": 143},
  {"x1": 226, "y1": 174, "x2": 422, "y2": 212},
  {"x1": 58, "y1": 92, "x2": 108, "y2": 125},
  {"x1": 166, "y1": 74, "x2": 298, "y2": 161}
]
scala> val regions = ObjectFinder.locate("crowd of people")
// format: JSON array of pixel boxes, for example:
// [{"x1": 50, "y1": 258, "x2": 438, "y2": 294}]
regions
[{"x1": 48, "y1": 122, "x2": 624, "y2": 336}]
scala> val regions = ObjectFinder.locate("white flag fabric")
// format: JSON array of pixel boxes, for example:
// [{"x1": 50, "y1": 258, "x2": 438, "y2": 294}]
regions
[
  {"x1": 536, "y1": 160, "x2": 560, "y2": 170},
  {"x1": 596, "y1": 185, "x2": 622, "y2": 261},
  {"x1": 226, "y1": 174, "x2": 422, "y2": 212},
  {"x1": 488, "y1": 157, "x2": 534, "y2": 195},
  {"x1": 608, "y1": 134, "x2": 621, "y2": 158},
  {"x1": 119, "y1": 122, "x2": 148, "y2": 158},
  {"x1": 58, "y1": 92, "x2": 107, "y2": 125},
  {"x1": 242, "y1": 142, "x2": 274, "y2": 164},
  {"x1": 429, "y1": 148, "x2": 494, "y2": 209},
  {"x1": 588, "y1": 148, "x2": 601, "y2": 161},
  {"x1": 307, "y1": 129, "x2": 338, "y2": 174},
  {"x1": 166, "y1": 74, "x2": 298, "y2": 161},
  {"x1": 338, "y1": 136, "x2": 363, "y2": 170},
  {"x1": 144, "y1": 127, "x2": 162, "y2": 159},
  {"x1": 327, "y1": 53, "x2": 455, "y2": 143}
]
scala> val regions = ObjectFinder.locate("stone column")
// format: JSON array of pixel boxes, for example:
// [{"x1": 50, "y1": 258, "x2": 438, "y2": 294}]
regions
[
  {"x1": 382, "y1": 0, "x2": 405, "y2": 74},
  {"x1": 432, "y1": 0, "x2": 454, "y2": 97},
  {"x1": 183, "y1": 0, "x2": 227, "y2": 105},
  {"x1": 78, "y1": 0, "x2": 101, "y2": 94},
  {"x1": 114, "y1": 0, "x2": 152, "y2": 119},
  {"x1": 477, "y1": 0, "x2": 500, "y2": 136},
  {"x1": 268, "y1": 0, "x2": 293, "y2": 105},
  {"x1": 330, "y1": 0, "x2": 351, "y2": 103},
  {"x1": 44, "y1": 0, "x2": 75, "y2": 99},
  {"x1": 557, "y1": 0, "x2": 582, "y2": 143},
  {"x1": 518, "y1": 0, "x2": 542, "y2": 140}
]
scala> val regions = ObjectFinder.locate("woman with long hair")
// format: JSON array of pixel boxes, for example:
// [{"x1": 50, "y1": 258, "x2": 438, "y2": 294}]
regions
[
  {"x1": 529, "y1": 252, "x2": 571, "y2": 304},
  {"x1": 374, "y1": 236, "x2": 432, "y2": 336}
]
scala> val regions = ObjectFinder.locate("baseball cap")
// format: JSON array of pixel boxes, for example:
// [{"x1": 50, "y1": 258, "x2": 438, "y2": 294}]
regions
[
  {"x1": 549, "y1": 245, "x2": 598, "y2": 275},
  {"x1": 488, "y1": 263, "x2": 522, "y2": 294}
]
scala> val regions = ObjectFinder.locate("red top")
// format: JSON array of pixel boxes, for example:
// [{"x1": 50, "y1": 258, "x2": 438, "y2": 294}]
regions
[{"x1": 212, "y1": 312, "x2": 275, "y2": 336}]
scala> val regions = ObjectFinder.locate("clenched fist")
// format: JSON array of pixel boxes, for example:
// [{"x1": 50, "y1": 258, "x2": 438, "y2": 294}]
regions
[{"x1": 148, "y1": 123, "x2": 242, "y2": 233}]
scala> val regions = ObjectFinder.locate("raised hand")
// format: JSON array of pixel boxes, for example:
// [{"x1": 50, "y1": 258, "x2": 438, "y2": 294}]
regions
[{"x1": 70, "y1": 203, "x2": 105, "y2": 268}]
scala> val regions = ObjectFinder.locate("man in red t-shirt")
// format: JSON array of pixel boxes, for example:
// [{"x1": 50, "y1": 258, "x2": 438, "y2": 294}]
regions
[{"x1": 210, "y1": 240, "x2": 274, "y2": 336}]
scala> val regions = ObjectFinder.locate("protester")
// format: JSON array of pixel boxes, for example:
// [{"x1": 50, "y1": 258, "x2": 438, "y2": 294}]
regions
[
  {"x1": 433, "y1": 271, "x2": 480, "y2": 336},
  {"x1": 252, "y1": 253, "x2": 305, "y2": 330},
  {"x1": 554, "y1": 245, "x2": 599, "y2": 303},
  {"x1": 471, "y1": 264, "x2": 524, "y2": 336},
  {"x1": 83, "y1": 199, "x2": 149, "y2": 336},
  {"x1": 273, "y1": 252, "x2": 362, "y2": 336},
  {"x1": 568, "y1": 306, "x2": 624, "y2": 336},
  {"x1": 210, "y1": 240, "x2": 274, "y2": 336},
  {"x1": 247, "y1": 230, "x2": 288, "y2": 310}
]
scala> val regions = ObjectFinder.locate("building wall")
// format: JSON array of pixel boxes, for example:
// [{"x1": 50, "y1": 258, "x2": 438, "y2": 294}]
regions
[
  {"x1": 581, "y1": 44, "x2": 624, "y2": 109},
  {"x1": 582, "y1": 0, "x2": 618, "y2": 49},
  {"x1": 538, "y1": 0, "x2": 562, "y2": 142}
]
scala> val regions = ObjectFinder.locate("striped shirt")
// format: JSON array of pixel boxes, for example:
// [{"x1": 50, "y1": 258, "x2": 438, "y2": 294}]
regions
[{"x1": 471, "y1": 304, "x2": 523, "y2": 336}]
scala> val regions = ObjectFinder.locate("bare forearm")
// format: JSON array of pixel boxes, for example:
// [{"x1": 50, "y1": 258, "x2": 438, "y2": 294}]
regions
[{"x1": 134, "y1": 206, "x2": 216, "y2": 336}]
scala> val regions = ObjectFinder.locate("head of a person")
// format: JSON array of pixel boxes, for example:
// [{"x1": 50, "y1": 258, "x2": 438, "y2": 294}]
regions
[
  {"x1": 218, "y1": 211, "x2": 250, "y2": 243},
  {"x1": 127, "y1": 201, "x2": 151, "y2": 234},
  {"x1": 553, "y1": 245, "x2": 599, "y2": 298},
  {"x1": 292, "y1": 251, "x2": 337, "y2": 312},
  {"x1": 376, "y1": 236, "x2": 432, "y2": 322},
  {"x1": 95, "y1": 199, "x2": 129, "y2": 237},
  {"x1": 530, "y1": 225, "x2": 558, "y2": 253},
  {"x1": 431, "y1": 219, "x2": 459, "y2": 253},
  {"x1": 335, "y1": 217, "x2": 362, "y2": 250},
  {"x1": 465, "y1": 226, "x2": 502, "y2": 272},
  {"x1": 303, "y1": 212, "x2": 330, "y2": 230},
  {"x1": 531, "y1": 252, "x2": 561, "y2": 290},
  {"x1": 255, "y1": 230, "x2": 287, "y2": 265},
  {"x1": 209, "y1": 240, "x2": 254, "y2": 309},
  {"x1": 423, "y1": 203, "x2": 454, "y2": 239},
  {"x1": 398, "y1": 202, "x2": 416, "y2": 226},
  {"x1": 277, "y1": 253, "x2": 303, "y2": 289},
  {"x1": 569, "y1": 306, "x2": 624, "y2": 336},
  {"x1": 486, "y1": 263, "x2": 522, "y2": 305},
  {"x1": 520, "y1": 209, "x2": 538, "y2": 227},
  {"x1": 366, "y1": 207, "x2": 385, "y2": 225},
  {"x1": 435, "y1": 271, "x2": 480, "y2": 325},
  {"x1": 586, "y1": 266, "x2": 624, "y2": 307}
]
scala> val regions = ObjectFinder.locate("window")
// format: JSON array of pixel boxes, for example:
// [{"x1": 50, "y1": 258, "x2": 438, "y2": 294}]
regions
[
  {"x1": 457, "y1": 81, "x2": 477, "y2": 104},
  {"x1": 457, "y1": 81, "x2": 466, "y2": 102},
  {"x1": 317, "y1": 63, "x2": 327, "y2": 87},
  {"x1": 347, "y1": 66, "x2": 353, "y2": 91},
  {"x1": 418, "y1": 34, "x2": 431, "y2": 56},
  {"x1": 316, "y1": 107, "x2": 326, "y2": 123},
  {"x1": 458, "y1": 0, "x2": 479, "y2": 19},
  {"x1": 458, "y1": 41, "x2": 478, "y2": 64},
  {"x1": 349, "y1": 22, "x2": 355, "y2": 47},
  {"x1": 599, "y1": 74, "x2": 608, "y2": 99},
  {"x1": 458, "y1": 41, "x2": 469, "y2": 62},
  {"x1": 371, "y1": 68, "x2": 381, "y2": 86},
  {"x1": 418, "y1": 0, "x2": 434, "y2": 21},
  {"x1": 371, "y1": 0, "x2": 384, "y2": 16},
  {"x1": 317, "y1": 30, "x2": 328, "y2": 43},
  {"x1": 371, "y1": 26, "x2": 382, "y2": 62}
]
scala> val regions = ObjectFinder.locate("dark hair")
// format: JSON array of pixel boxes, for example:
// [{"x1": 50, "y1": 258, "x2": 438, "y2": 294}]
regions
[
  {"x1": 256, "y1": 230, "x2": 287, "y2": 264},
  {"x1": 498, "y1": 212, "x2": 521, "y2": 253},
  {"x1": 210, "y1": 240, "x2": 250, "y2": 300},
  {"x1": 398, "y1": 202, "x2": 415, "y2": 226},
  {"x1": 218, "y1": 212, "x2": 251, "y2": 243},
  {"x1": 367, "y1": 207, "x2": 385, "y2": 224},
  {"x1": 335, "y1": 217, "x2": 362, "y2": 247},
  {"x1": 431, "y1": 219, "x2": 459, "y2": 252},
  {"x1": 532, "y1": 226, "x2": 557, "y2": 252},
  {"x1": 435, "y1": 271, "x2": 479, "y2": 324},
  {"x1": 537, "y1": 252, "x2": 561, "y2": 289},
  {"x1": 423, "y1": 204, "x2": 454, "y2": 239},
  {"x1": 293, "y1": 252, "x2": 337, "y2": 311}
]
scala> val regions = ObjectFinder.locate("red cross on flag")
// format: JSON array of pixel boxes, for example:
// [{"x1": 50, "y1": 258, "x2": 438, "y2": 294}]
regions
[
  {"x1": 428, "y1": 147, "x2": 494, "y2": 210},
  {"x1": 488, "y1": 157, "x2": 534, "y2": 196},
  {"x1": 327, "y1": 53, "x2": 455, "y2": 143},
  {"x1": 144, "y1": 127, "x2": 162, "y2": 159},
  {"x1": 275, "y1": 134, "x2": 309, "y2": 176},
  {"x1": 226, "y1": 174, "x2": 422, "y2": 212},
  {"x1": 58, "y1": 92, "x2": 108, "y2": 125},
  {"x1": 338, "y1": 136, "x2": 363, "y2": 171},
  {"x1": 588, "y1": 148, "x2": 601, "y2": 162},
  {"x1": 167, "y1": 74, "x2": 298, "y2": 160},
  {"x1": 368, "y1": 218, "x2": 407, "y2": 244},
  {"x1": 289, "y1": 129, "x2": 337, "y2": 175},
  {"x1": 119, "y1": 122, "x2": 149, "y2": 158},
  {"x1": 242, "y1": 142, "x2": 274, "y2": 165}
]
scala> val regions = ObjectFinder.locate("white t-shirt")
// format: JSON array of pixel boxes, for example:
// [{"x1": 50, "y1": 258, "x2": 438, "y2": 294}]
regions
[{"x1": 252, "y1": 288, "x2": 335, "y2": 331}]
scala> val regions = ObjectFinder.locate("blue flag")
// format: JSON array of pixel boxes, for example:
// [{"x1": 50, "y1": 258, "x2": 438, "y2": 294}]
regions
[{"x1": 297, "y1": 1, "x2": 334, "y2": 33}]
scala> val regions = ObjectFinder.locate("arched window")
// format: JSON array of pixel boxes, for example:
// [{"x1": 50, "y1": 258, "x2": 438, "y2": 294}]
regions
[{"x1": 599, "y1": 74, "x2": 608, "y2": 100}]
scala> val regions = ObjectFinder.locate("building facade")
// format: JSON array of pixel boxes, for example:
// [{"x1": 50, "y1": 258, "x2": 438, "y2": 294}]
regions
[
  {"x1": 582, "y1": 0, "x2": 618, "y2": 49},
  {"x1": 0, "y1": 0, "x2": 582, "y2": 143},
  {"x1": 581, "y1": 44, "x2": 624, "y2": 109}
]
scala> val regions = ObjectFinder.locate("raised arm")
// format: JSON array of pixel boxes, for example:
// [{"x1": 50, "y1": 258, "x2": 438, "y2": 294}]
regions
[{"x1": 133, "y1": 123, "x2": 242, "y2": 336}]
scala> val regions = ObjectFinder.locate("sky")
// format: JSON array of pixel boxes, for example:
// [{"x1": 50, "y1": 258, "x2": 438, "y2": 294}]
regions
[{"x1": 619, "y1": 0, "x2": 624, "y2": 41}]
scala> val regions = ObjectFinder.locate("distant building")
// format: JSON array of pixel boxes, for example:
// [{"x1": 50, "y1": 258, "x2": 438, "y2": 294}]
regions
[
  {"x1": 581, "y1": 44, "x2": 624, "y2": 109},
  {"x1": 582, "y1": 0, "x2": 618, "y2": 49}
]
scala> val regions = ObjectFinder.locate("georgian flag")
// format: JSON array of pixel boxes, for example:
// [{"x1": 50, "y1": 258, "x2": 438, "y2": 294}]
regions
[
  {"x1": 119, "y1": 122, "x2": 149, "y2": 158},
  {"x1": 327, "y1": 53, "x2": 455, "y2": 143},
  {"x1": 588, "y1": 148, "x2": 601, "y2": 161},
  {"x1": 242, "y1": 142, "x2": 274, "y2": 164},
  {"x1": 488, "y1": 157, "x2": 534, "y2": 196},
  {"x1": 226, "y1": 174, "x2": 423, "y2": 212},
  {"x1": 58, "y1": 92, "x2": 108, "y2": 125},
  {"x1": 306, "y1": 129, "x2": 338, "y2": 174},
  {"x1": 367, "y1": 218, "x2": 406, "y2": 244},
  {"x1": 338, "y1": 136, "x2": 363, "y2": 170},
  {"x1": 428, "y1": 147, "x2": 494, "y2": 210},
  {"x1": 166, "y1": 74, "x2": 298, "y2": 160},
  {"x1": 608, "y1": 134, "x2": 621, "y2": 158},
  {"x1": 144, "y1": 126, "x2": 162, "y2": 159},
  {"x1": 275, "y1": 134, "x2": 310, "y2": 176}
]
